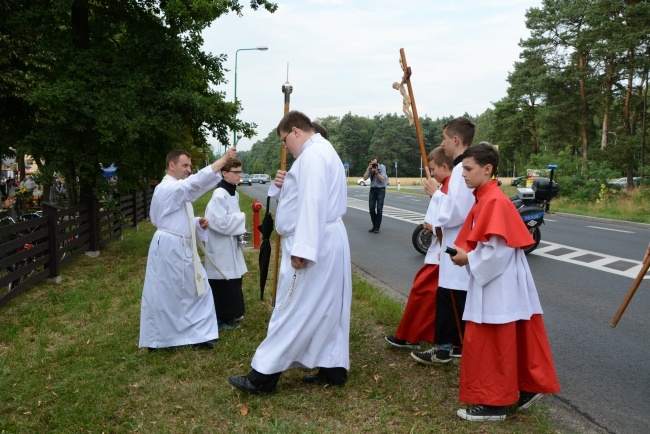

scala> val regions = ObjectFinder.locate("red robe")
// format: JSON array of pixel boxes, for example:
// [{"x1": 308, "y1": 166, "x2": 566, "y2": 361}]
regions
[
  {"x1": 455, "y1": 180, "x2": 559, "y2": 406},
  {"x1": 395, "y1": 176, "x2": 450, "y2": 344}
]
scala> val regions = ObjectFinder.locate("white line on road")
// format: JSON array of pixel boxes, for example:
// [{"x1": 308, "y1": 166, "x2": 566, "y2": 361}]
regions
[
  {"x1": 586, "y1": 226, "x2": 634, "y2": 234},
  {"x1": 531, "y1": 241, "x2": 648, "y2": 279},
  {"x1": 347, "y1": 197, "x2": 424, "y2": 224}
]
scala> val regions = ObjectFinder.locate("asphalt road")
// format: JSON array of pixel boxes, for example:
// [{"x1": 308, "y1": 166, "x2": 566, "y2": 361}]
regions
[{"x1": 239, "y1": 182, "x2": 649, "y2": 434}]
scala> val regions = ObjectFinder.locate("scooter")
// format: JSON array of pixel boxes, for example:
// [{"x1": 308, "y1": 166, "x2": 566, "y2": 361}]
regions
[
  {"x1": 411, "y1": 165, "x2": 559, "y2": 255},
  {"x1": 509, "y1": 164, "x2": 559, "y2": 254}
]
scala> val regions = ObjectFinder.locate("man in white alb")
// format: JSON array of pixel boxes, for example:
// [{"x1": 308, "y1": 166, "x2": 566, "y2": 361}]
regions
[
  {"x1": 139, "y1": 148, "x2": 236, "y2": 350},
  {"x1": 229, "y1": 111, "x2": 352, "y2": 394}
]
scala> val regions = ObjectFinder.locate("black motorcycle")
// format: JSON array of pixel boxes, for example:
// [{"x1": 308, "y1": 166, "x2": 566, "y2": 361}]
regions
[{"x1": 411, "y1": 165, "x2": 559, "y2": 255}]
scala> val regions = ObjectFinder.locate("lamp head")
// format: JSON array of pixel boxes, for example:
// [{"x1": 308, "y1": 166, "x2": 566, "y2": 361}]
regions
[
  {"x1": 282, "y1": 81, "x2": 293, "y2": 95},
  {"x1": 257, "y1": 46, "x2": 268, "y2": 51}
]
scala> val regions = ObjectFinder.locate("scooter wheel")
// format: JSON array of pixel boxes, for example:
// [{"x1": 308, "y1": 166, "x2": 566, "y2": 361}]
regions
[
  {"x1": 523, "y1": 226, "x2": 541, "y2": 255},
  {"x1": 412, "y1": 224, "x2": 432, "y2": 255}
]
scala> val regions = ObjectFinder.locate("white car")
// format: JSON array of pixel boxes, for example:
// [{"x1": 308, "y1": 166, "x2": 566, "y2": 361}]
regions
[
  {"x1": 357, "y1": 178, "x2": 371, "y2": 186},
  {"x1": 607, "y1": 177, "x2": 627, "y2": 187},
  {"x1": 251, "y1": 174, "x2": 271, "y2": 184}
]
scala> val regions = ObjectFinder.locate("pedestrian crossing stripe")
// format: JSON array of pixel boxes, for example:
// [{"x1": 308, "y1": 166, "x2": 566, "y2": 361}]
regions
[
  {"x1": 347, "y1": 197, "x2": 424, "y2": 224},
  {"x1": 346, "y1": 197, "x2": 648, "y2": 280},
  {"x1": 530, "y1": 241, "x2": 649, "y2": 279}
]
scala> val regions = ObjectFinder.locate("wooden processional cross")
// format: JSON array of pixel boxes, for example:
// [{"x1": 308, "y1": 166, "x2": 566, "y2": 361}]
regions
[{"x1": 395, "y1": 48, "x2": 462, "y2": 343}]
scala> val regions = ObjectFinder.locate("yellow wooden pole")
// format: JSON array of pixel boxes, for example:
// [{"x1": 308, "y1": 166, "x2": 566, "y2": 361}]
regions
[{"x1": 271, "y1": 80, "x2": 293, "y2": 305}]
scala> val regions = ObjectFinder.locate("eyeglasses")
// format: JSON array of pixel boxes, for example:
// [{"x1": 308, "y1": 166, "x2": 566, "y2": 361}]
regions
[
  {"x1": 281, "y1": 129, "x2": 292, "y2": 144},
  {"x1": 228, "y1": 170, "x2": 243, "y2": 174}
]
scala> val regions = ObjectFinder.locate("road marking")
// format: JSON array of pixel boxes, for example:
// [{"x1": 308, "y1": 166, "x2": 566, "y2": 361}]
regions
[
  {"x1": 530, "y1": 241, "x2": 648, "y2": 279},
  {"x1": 586, "y1": 226, "x2": 634, "y2": 234},
  {"x1": 347, "y1": 198, "x2": 425, "y2": 224}
]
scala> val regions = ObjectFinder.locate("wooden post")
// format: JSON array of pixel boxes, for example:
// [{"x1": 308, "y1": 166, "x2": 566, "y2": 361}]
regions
[
  {"x1": 271, "y1": 80, "x2": 293, "y2": 305},
  {"x1": 131, "y1": 189, "x2": 138, "y2": 228},
  {"x1": 42, "y1": 202, "x2": 61, "y2": 280},
  {"x1": 88, "y1": 196, "x2": 100, "y2": 252}
]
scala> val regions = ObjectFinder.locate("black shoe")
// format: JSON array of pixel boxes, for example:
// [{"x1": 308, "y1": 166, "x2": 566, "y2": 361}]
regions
[
  {"x1": 518, "y1": 391, "x2": 543, "y2": 410},
  {"x1": 302, "y1": 372, "x2": 346, "y2": 387},
  {"x1": 385, "y1": 335, "x2": 420, "y2": 349},
  {"x1": 457, "y1": 404, "x2": 507, "y2": 421},
  {"x1": 228, "y1": 375, "x2": 273, "y2": 396},
  {"x1": 372, "y1": 228, "x2": 380, "y2": 233},
  {"x1": 411, "y1": 347, "x2": 452, "y2": 365},
  {"x1": 368, "y1": 227, "x2": 376, "y2": 232},
  {"x1": 190, "y1": 339, "x2": 219, "y2": 350},
  {"x1": 451, "y1": 346, "x2": 462, "y2": 358},
  {"x1": 302, "y1": 374, "x2": 325, "y2": 385},
  {"x1": 147, "y1": 347, "x2": 171, "y2": 353}
]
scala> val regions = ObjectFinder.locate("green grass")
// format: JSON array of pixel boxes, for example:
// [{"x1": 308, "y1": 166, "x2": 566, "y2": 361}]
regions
[{"x1": 0, "y1": 191, "x2": 558, "y2": 433}]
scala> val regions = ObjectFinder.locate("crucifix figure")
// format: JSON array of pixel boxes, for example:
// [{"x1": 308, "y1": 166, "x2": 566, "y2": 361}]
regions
[{"x1": 393, "y1": 81, "x2": 414, "y2": 125}]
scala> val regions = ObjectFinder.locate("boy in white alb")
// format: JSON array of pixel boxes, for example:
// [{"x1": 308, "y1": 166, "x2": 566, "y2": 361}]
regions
[
  {"x1": 204, "y1": 158, "x2": 248, "y2": 330},
  {"x1": 412, "y1": 117, "x2": 475, "y2": 365},
  {"x1": 384, "y1": 147, "x2": 453, "y2": 349}
]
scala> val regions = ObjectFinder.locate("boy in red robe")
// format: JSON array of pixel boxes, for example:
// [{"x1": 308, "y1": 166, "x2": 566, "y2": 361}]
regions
[
  {"x1": 450, "y1": 142, "x2": 560, "y2": 421},
  {"x1": 385, "y1": 147, "x2": 453, "y2": 348}
]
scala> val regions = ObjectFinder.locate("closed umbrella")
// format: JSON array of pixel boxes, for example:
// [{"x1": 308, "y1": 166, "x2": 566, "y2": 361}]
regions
[{"x1": 258, "y1": 196, "x2": 274, "y2": 300}]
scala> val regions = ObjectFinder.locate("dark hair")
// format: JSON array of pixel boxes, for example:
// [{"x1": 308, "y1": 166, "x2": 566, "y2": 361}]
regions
[
  {"x1": 166, "y1": 150, "x2": 191, "y2": 169},
  {"x1": 427, "y1": 146, "x2": 454, "y2": 168},
  {"x1": 221, "y1": 158, "x2": 242, "y2": 173},
  {"x1": 276, "y1": 111, "x2": 314, "y2": 136},
  {"x1": 443, "y1": 117, "x2": 476, "y2": 147},
  {"x1": 370, "y1": 157, "x2": 379, "y2": 163},
  {"x1": 463, "y1": 142, "x2": 499, "y2": 176},
  {"x1": 312, "y1": 121, "x2": 329, "y2": 140}
]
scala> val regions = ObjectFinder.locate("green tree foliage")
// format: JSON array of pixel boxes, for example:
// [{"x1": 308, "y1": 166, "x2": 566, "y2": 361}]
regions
[
  {"x1": 494, "y1": 0, "x2": 649, "y2": 190},
  {"x1": 0, "y1": 0, "x2": 277, "y2": 200}
]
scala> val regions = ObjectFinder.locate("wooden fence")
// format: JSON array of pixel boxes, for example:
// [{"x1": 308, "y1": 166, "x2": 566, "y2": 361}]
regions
[{"x1": 0, "y1": 188, "x2": 153, "y2": 307}]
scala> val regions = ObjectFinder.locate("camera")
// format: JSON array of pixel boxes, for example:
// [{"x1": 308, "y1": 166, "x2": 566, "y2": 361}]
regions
[{"x1": 371, "y1": 163, "x2": 378, "y2": 169}]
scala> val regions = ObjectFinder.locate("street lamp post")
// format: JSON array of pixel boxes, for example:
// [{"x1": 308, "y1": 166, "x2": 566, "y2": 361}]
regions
[{"x1": 233, "y1": 46, "x2": 268, "y2": 148}]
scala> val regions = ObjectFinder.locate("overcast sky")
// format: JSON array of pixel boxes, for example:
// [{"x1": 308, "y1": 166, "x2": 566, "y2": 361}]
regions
[{"x1": 202, "y1": 0, "x2": 542, "y2": 153}]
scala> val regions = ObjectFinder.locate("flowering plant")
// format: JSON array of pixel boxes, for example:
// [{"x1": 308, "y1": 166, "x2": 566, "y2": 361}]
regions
[
  {"x1": 14, "y1": 187, "x2": 30, "y2": 199},
  {"x1": 2, "y1": 196, "x2": 16, "y2": 209}
]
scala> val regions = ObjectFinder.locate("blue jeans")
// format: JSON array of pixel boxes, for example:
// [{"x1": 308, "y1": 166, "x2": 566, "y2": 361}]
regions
[{"x1": 369, "y1": 187, "x2": 386, "y2": 229}]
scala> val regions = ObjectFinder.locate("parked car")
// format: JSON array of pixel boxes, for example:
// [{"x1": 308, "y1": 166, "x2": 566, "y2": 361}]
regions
[
  {"x1": 239, "y1": 174, "x2": 252, "y2": 186},
  {"x1": 510, "y1": 176, "x2": 525, "y2": 186},
  {"x1": 607, "y1": 177, "x2": 628, "y2": 187},
  {"x1": 251, "y1": 174, "x2": 271, "y2": 184},
  {"x1": 357, "y1": 178, "x2": 370, "y2": 186}
]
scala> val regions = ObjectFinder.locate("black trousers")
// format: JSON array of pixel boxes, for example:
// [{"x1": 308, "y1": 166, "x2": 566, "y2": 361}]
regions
[
  {"x1": 434, "y1": 287, "x2": 467, "y2": 347},
  {"x1": 369, "y1": 187, "x2": 386, "y2": 229},
  {"x1": 209, "y1": 278, "x2": 245, "y2": 323},
  {"x1": 247, "y1": 367, "x2": 348, "y2": 391}
]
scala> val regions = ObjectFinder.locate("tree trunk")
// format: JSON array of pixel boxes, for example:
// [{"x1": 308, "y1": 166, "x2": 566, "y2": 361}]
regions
[
  {"x1": 530, "y1": 96, "x2": 538, "y2": 154},
  {"x1": 17, "y1": 152, "x2": 26, "y2": 181},
  {"x1": 623, "y1": 48, "x2": 635, "y2": 190},
  {"x1": 579, "y1": 51, "x2": 589, "y2": 170},
  {"x1": 601, "y1": 59, "x2": 614, "y2": 150}
]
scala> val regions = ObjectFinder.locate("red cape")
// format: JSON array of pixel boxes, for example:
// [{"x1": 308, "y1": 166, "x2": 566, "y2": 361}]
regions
[
  {"x1": 440, "y1": 175, "x2": 450, "y2": 194},
  {"x1": 455, "y1": 180, "x2": 534, "y2": 251}
]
